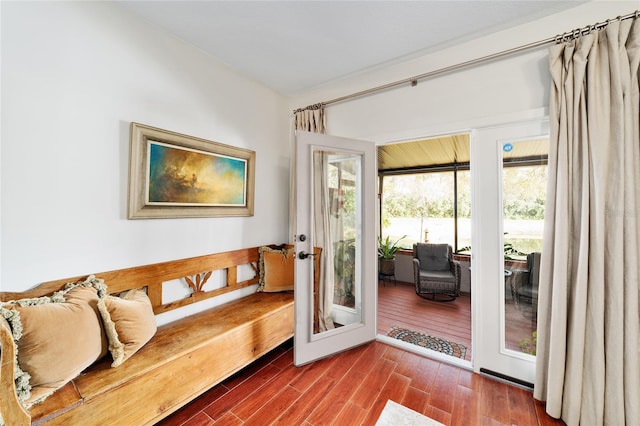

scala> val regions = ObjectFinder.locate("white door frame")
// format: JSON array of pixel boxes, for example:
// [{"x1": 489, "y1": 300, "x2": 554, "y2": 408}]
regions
[
  {"x1": 371, "y1": 108, "x2": 548, "y2": 381},
  {"x1": 294, "y1": 131, "x2": 377, "y2": 366},
  {"x1": 471, "y1": 118, "x2": 548, "y2": 384}
]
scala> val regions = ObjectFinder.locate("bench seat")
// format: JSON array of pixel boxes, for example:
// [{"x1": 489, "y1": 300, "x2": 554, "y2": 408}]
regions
[
  {"x1": 29, "y1": 291, "x2": 294, "y2": 425},
  {"x1": 0, "y1": 246, "x2": 305, "y2": 426}
]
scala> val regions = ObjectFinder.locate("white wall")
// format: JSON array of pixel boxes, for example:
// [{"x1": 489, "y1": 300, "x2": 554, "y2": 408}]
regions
[
  {"x1": 1, "y1": 2, "x2": 290, "y2": 293},
  {"x1": 289, "y1": 1, "x2": 637, "y2": 142}
]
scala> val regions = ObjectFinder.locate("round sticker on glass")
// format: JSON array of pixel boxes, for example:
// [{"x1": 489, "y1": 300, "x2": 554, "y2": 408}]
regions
[{"x1": 503, "y1": 143, "x2": 513, "y2": 153}]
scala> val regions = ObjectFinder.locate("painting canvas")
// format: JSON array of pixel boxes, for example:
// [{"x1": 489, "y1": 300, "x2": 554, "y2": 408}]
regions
[
  {"x1": 147, "y1": 141, "x2": 247, "y2": 206},
  {"x1": 128, "y1": 122, "x2": 255, "y2": 219}
]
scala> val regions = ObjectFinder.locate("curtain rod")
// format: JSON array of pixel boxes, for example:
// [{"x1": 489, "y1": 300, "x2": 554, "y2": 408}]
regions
[{"x1": 295, "y1": 10, "x2": 639, "y2": 111}]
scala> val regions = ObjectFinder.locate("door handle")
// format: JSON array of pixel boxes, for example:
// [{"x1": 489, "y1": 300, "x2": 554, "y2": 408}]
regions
[{"x1": 298, "y1": 251, "x2": 317, "y2": 260}]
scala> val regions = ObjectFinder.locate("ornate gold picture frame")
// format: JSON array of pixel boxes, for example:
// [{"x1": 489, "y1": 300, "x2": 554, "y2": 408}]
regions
[{"x1": 128, "y1": 122, "x2": 255, "y2": 219}]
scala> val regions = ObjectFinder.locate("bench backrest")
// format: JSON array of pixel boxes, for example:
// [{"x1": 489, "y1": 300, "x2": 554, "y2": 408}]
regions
[{"x1": 0, "y1": 245, "x2": 291, "y2": 315}]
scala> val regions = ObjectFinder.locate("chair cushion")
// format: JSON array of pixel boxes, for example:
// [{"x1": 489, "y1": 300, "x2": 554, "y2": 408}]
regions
[
  {"x1": 416, "y1": 244, "x2": 450, "y2": 271},
  {"x1": 419, "y1": 270, "x2": 456, "y2": 283},
  {"x1": 516, "y1": 285, "x2": 538, "y2": 300}
]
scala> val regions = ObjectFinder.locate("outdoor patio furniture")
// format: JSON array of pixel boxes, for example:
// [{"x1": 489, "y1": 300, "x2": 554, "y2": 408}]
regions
[
  {"x1": 510, "y1": 252, "x2": 541, "y2": 318},
  {"x1": 412, "y1": 243, "x2": 461, "y2": 301}
]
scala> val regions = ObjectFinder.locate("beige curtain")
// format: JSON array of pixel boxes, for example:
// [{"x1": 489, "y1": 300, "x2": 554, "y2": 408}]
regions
[
  {"x1": 294, "y1": 104, "x2": 325, "y2": 134},
  {"x1": 534, "y1": 18, "x2": 640, "y2": 426},
  {"x1": 313, "y1": 152, "x2": 335, "y2": 332},
  {"x1": 290, "y1": 104, "x2": 333, "y2": 331},
  {"x1": 290, "y1": 104, "x2": 325, "y2": 242}
]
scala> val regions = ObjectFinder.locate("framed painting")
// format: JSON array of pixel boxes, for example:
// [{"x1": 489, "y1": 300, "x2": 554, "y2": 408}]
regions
[{"x1": 128, "y1": 122, "x2": 255, "y2": 219}]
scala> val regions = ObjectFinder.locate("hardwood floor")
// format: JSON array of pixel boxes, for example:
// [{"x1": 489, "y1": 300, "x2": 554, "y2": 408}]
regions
[
  {"x1": 159, "y1": 279, "x2": 549, "y2": 425},
  {"x1": 158, "y1": 339, "x2": 565, "y2": 425}
]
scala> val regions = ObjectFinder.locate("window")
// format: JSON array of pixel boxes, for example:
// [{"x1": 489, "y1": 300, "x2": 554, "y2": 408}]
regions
[{"x1": 380, "y1": 170, "x2": 470, "y2": 251}]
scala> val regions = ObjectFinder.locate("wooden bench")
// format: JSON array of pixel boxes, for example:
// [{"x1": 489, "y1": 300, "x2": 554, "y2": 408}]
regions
[{"x1": 0, "y1": 245, "x2": 315, "y2": 425}]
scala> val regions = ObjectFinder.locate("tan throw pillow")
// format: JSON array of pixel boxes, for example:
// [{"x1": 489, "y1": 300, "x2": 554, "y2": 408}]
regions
[
  {"x1": 257, "y1": 246, "x2": 295, "y2": 292},
  {"x1": 0, "y1": 276, "x2": 108, "y2": 408},
  {"x1": 98, "y1": 289, "x2": 157, "y2": 367}
]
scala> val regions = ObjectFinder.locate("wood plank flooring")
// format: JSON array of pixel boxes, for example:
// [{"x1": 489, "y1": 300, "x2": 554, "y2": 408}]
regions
[
  {"x1": 378, "y1": 280, "x2": 538, "y2": 361},
  {"x1": 157, "y1": 339, "x2": 565, "y2": 425},
  {"x1": 377, "y1": 281, "x2": 472, "y2": 360}
]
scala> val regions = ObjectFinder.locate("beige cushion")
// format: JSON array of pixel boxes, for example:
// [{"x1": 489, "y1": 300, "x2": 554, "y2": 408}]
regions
[
  {"x1": 0, "y1": 276, "x2": 108, "y2": 407},
  {"x1": 257, "y1": 246, "x2": 295, "y2": 292},
  {"x1": 98, "y1": 289, "x2": 157, "y2": 367}
]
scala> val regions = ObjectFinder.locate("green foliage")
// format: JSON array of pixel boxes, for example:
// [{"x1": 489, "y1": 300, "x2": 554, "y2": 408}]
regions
[
  {"x1": 333, "y1": 239, "x2": 355, "y2": 306},
  {"x1": 519, "y1": 331, "x2": 537, "y2": 355},
  {"x1": 455, "y1": 242, "x2": 527, "y2": 260},
  {"x1": 504, "y1": 238, "x2": 543, "y2": 256},
  {"x1": 381, "y1": 172, "x2": 471, "y2": 219},
  {"x1": 503, "y1": 198, "x2": 546, "y2": 220},
  {"x1": 377, "y1": 235, "x2": 406, "y2": 259},
  {"x1": 502, "y1": 166, "x2": 547, "y2": 220},
  {"x1": 503, "y1": 242, "x2": 526, "y2": 260},
  {"x1": 381, "y1": 165, "x2": 546, "y2": 221}
]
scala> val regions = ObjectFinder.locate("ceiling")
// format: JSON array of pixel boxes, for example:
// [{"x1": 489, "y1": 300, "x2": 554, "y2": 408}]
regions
[
  {"x1": 118, "y1": 1, "x2": 587, "y2": 96},
  {"x1": 378, "y1": 133, "x2": 549, "y2": 172}
]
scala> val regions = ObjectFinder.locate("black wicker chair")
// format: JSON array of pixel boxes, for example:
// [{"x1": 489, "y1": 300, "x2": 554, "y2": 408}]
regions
[
  {"x1": 412, "y1": 243, "x2": 461, "y2": 301},
  {"x1": 510, "y1": 252, "x2": 541, "y2": 318}
]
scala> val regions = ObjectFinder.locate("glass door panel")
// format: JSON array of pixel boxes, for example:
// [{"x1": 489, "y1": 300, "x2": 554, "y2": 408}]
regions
[
  {"x1": 472, "y1": 119, "x2": 548, "y2": 385},
  {"x1": 294, "y1": 131, "x2": 377, "y2": 366},
  {"x1": 502, "y1": 138, "x2": 548, "y2": 356},
  {"x1": 324, "y1": 154, "x2": 361, "y2": 330}
]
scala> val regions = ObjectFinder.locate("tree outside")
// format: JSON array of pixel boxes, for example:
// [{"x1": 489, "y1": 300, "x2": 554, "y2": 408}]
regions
[{"x1": 381, "y1": 165, "x2": 546, "y2": 256}]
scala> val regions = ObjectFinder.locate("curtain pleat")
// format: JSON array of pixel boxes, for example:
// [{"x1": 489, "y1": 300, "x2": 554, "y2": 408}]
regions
[
  {"x1": 294, "y1": 106, "x2": 325, "y2": 134},
  {"x1": 534, "y1": 18, "x2": 640, "y2": 426},
  {"x1": 290, "y1": 105, "x2": 332, "y2": 331},
  {"x1": 289, "y1": 106, "x2": 326, "y2": 242},
  {"x1": 313, "y1": 152, "x2": 335, "y2": 332}
]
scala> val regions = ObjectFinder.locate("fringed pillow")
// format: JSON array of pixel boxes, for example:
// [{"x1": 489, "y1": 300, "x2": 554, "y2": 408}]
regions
[
  {"x1": 0, "y1": 276, "x2": 108, "y2": 408},
  {"x1": 97, "y1": 288, "x2": 156, "y2": 367},
  {"x1": 257, "y1": 245, "x2": 295, "y2": 292}
]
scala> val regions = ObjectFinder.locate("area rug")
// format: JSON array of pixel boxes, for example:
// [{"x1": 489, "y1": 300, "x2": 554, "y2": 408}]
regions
[
  {"x1": 387, "y1": 326, "x2": 467, "y2": 359},
  {"x1": 375, "y1": 400, "x2": 444, "y2": 426}
]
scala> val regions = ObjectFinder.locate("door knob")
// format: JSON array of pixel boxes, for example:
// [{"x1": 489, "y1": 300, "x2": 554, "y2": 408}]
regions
[{"x1": 298, "y1": 251, "x2": 316, "y2": 260}]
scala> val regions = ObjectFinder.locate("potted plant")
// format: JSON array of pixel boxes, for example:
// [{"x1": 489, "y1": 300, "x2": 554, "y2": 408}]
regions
[{"x1": 377, "y1": 235, "x2": 405, "y2": 276}]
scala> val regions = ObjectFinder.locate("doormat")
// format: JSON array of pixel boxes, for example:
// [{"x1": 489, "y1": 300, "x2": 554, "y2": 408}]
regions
[{"x1": 387, "y1": 326, "x2": 467, "y2": 359}]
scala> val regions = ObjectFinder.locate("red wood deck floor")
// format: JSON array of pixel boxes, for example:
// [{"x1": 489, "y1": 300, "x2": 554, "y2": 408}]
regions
[
  {"x1": 378, "y1": 280, "x2": 538, "y2": 361},
  {"x1": 378, "y1": 280, "x2": 472, "y2": 360}
]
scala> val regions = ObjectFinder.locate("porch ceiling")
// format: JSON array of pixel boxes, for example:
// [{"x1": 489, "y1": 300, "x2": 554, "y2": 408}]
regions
[{"x1": 377, "y1": 134, "x2": 548, "y2": 172}]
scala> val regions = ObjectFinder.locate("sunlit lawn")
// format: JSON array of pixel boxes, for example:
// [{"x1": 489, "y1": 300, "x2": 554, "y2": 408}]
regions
[{"x1": 384, "y1": 217, "x2": 544, "y2": 255}]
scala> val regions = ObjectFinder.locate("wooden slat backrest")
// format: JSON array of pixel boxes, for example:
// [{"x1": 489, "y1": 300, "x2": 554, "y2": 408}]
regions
[{"x1": 0, "y1": 246, "x2": 265, "y2": 315}]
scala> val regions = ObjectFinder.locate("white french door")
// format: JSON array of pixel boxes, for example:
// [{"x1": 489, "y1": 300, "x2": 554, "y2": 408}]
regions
[
  {"x1": 472, "y1": 119, "x2": 548, "y2": 385},
  {"x1": 294, "y1": 131, "x2": 377, "y2": 366}
]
